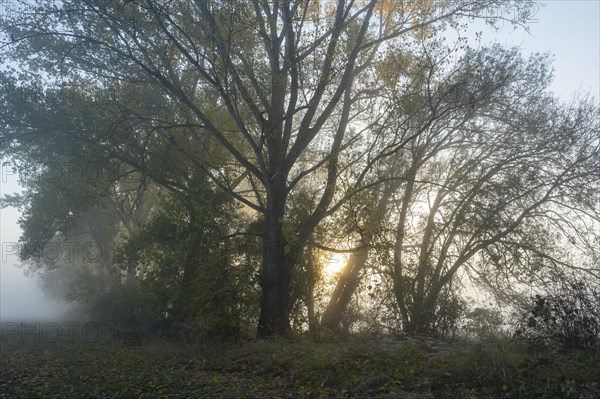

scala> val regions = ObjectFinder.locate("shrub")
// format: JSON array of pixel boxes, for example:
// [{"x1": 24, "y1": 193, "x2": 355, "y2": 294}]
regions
[
  {"x1": 516, "y1": 280, "x2": 600, "y2": 352},
  {"x1": 463, "y1": 307, "x2": 505, "y2": 341}
]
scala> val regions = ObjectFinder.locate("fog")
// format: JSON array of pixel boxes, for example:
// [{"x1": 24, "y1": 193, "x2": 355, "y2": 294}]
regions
[
  {"x1": 0, "y1": 263, "x2": 72, "y2": 322},
  {"x1": 0, "y1": 167, "x2": 73, "y2": 322}
]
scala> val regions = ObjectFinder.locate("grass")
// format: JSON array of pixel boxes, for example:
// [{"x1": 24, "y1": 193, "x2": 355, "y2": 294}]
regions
[{"x1": 1, "y1": 331, "x2": 598, "y2": 398}]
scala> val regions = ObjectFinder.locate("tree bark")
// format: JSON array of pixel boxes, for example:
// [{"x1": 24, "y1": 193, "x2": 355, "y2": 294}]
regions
[
  {"x1": 320, "y1": 246, "x2": 368, "y2": 331},
  {"x1": 392, "y1": 165, "x2": 418, "y2": 328},
  {"x1": 257, "y1": 178, "x2": 291, "y2": 338}
]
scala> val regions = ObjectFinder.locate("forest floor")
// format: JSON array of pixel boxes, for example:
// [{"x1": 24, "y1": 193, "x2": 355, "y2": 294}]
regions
[{"x1": 0, "y1": 329, "x2": 598, "y2": 398}]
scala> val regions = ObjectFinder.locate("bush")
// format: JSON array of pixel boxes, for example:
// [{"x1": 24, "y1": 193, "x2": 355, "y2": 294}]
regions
[
  {"x1": 432, "y1": 292, "x2": 467, "y2": 338},
  {"x1": 463, "y1": 307, "x2": 505, "y2": 341},
  {"x1": 516, "y1": 280, "x2": 600, "y2": 352}
]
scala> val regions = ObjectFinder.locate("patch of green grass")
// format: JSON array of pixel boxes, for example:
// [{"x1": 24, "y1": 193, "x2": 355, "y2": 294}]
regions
[{"x1": 1, "y1": 335, "x2": 598, "y2": 398}]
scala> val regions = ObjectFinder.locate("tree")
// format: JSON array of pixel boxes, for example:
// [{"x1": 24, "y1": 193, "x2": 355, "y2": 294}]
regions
[
  {"x1": 386, "y1": 48, "x2": 600, "y2": 334},
  {"x1": 1, "y1": 0, "x2": 537, "y2": 337},
  {"x1": 319, "y1": 42, "x2": 525, "y2": 331},
  {"x1": 121, "y1": 181, "x2": 258, "y2": 340}
]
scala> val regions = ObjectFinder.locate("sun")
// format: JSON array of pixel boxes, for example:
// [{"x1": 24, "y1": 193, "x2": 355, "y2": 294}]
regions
[{"x1": 322, "y1": 253, "x2": 349, "y2": 277}]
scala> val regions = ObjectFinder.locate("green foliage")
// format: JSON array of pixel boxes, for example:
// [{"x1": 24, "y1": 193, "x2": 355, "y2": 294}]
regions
[{"x1": 119, "y1": 182, "x2": 259, "y2": 340}]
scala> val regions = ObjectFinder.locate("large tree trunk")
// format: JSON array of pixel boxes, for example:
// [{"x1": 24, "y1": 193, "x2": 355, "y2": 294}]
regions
[{"x1": 257, "y1": 179, "x2": 291, "y2": 338}]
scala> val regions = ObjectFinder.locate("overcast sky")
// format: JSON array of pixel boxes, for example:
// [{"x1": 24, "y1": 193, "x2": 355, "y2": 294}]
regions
[{"x1": 1, "y1": 0, "x2": 599, "y2": 322}]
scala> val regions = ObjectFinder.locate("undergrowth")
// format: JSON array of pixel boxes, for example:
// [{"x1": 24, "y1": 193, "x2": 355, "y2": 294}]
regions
[{"x1": 1, "y1": 335, "x2": 598, "y2": 398}]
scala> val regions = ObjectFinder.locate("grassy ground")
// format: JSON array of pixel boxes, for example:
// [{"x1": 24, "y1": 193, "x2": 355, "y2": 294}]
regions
[{"x1": 1, "y1": 332, "x2": 598, "y2": 398}]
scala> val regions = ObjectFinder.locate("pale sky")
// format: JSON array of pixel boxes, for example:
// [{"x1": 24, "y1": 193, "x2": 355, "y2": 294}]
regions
[
  {"x1": 1, "y1": 1, "x2": 599, "y2": 321},
  {"x1": 471, "y1": 0, "x2": 600, "y2": 99}
]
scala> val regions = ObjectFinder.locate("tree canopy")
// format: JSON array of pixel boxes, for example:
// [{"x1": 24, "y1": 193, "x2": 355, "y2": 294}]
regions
[{"x1": 1, "y1": 0, "x2": 598, "y2": 339}]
